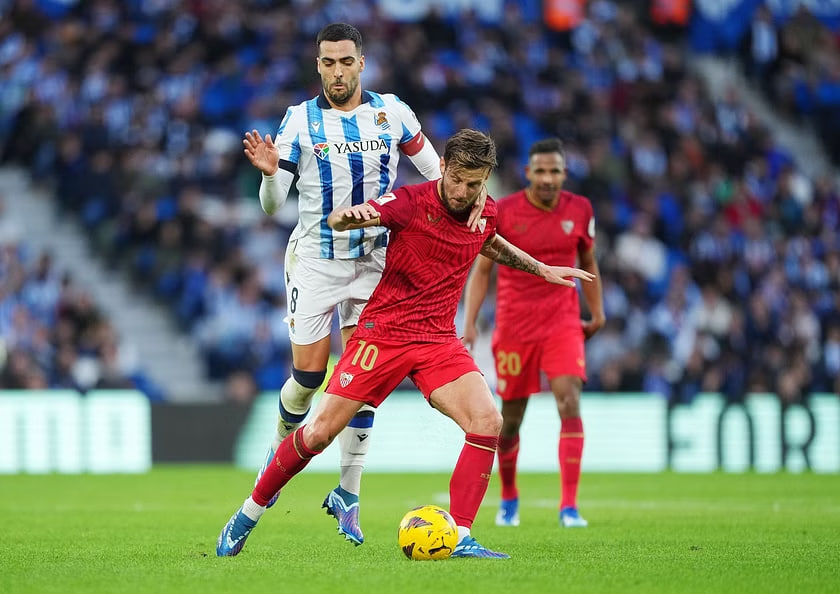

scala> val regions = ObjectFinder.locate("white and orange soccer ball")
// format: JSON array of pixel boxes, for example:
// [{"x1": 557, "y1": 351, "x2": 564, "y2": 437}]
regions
[{"x1": 397, "y1": 505, "x2": 458, "y2": 561}]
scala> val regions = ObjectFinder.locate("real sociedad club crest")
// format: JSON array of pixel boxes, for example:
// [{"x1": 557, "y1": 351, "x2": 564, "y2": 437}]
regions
[
  {"x1": 313, "y1": 142, "x2": 330, "y2": 159},
  {"x1": 375, "y1": 111, "x2": 390, "y2": 130}
]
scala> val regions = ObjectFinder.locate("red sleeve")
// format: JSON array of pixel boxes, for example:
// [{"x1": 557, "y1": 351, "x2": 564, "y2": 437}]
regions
[
  {"x1": 579, "y1": 197, "x2": 595, "y2": 252},
  {"x1": 372, "y1": 186, "x2": 415, "y2": 231}
]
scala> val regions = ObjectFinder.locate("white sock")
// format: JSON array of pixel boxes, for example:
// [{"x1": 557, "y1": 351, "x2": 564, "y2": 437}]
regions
[
  {"x1": 457, "y1": 526, "x2": 471, "y2": 542},
  {"x1": 271, "y1": 376, "x2": 316, "y2": 450},
  {"x1": 242, "y1": 496, "x2": 266, "y2": 522},
  {"x1": 337, "y1": 405, "x2": 374, "y2": 495}
]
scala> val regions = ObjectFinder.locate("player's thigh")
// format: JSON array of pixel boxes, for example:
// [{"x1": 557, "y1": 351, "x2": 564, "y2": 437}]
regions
[
  {"x1": 428, "y1": 371, "x2": 500, "y2": 435},
  {"x1": 414, "y1": 341, "x2": 499, "y2": 433},
  {"x1": 285, "y1": 250, "x2": 353, "y2": 345},
  {"x1": 290, "y1": 335, "x2": 332, "y2": 371},
  {"x1": 541, "y1": 325, "x2": 587, "y2": 382},
  {"x1": 337, "y1": 247, "x2": 386, "y2": 329},
  {"x1": 491, "y1": 335, "x2": 542, "y2": 400},
  {"x1": 325, "y1": 336, "x2": 416, "y2": 407}
]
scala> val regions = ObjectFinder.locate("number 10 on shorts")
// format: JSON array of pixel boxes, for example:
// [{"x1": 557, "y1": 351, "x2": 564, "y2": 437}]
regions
[{"x1": 351, "y1": 340, "x2": 379, "y2": 371}]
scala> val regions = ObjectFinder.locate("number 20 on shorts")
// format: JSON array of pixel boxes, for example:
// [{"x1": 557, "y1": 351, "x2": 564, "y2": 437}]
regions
[
  {"x1": 496, "y1": 350, "x2": 521, "y2": 376},
  {"x1": 351, "y1": 340, "x2": 379, "y2": 371}
]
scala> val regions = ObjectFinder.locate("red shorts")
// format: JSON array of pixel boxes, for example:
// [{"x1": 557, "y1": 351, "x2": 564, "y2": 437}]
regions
[
  {"x1": 491, "y1": 325, "x2": 586, "y2": 401},
  {"x1": 326, "y1": 336, "x2": 482, "y2": 407}
]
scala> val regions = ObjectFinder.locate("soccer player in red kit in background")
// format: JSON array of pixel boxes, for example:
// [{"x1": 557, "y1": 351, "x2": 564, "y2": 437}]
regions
[
  {"x1": 216, "y1": 129, "x2": 595, "y2": 558},
  {"x1": 463, "y1": 138, "x2": 604, "y2": 528}
]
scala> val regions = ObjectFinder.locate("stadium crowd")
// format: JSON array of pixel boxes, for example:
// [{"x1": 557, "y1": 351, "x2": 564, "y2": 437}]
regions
[
  {"x1": 738, "y1": 4, "x2": 840, "y2": 166},
  {"x1": 0, "y1": 194, "x2": 155, "y2": 394},
  {"x1": 0, "y1": 0, "x2": 837, "y2": 402}
]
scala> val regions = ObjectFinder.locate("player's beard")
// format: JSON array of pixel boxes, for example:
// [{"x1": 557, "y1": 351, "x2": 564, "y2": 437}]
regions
[
  {"x1": 325, "y1": 77, "x2": 358, "y2": 106},
  {"x1": 439, "y1": 185, "x2": 476, "y2": 214},
  {"x1": 534, "y1": 185, "x2": 558, "y2": 206}
]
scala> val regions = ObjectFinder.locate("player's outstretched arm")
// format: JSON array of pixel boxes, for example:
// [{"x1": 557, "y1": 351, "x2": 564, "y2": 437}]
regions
[
  {"x1": 327, "y1": 203, "x2": 382, "y2": 232},
  {"x1": 462, "y1": 255, "x2": 494, "y2": 350},
  {"x1": 480, "y1": 234, "x2": 595, "y2": 288},
  {"x1": 244, "y1": 129, "x2": 294, "y2": 215}
]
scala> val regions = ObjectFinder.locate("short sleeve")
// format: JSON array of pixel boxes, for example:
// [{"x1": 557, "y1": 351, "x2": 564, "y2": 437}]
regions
[{"x1": 372, "y1": 186, "x2": 415, "y2": 232}]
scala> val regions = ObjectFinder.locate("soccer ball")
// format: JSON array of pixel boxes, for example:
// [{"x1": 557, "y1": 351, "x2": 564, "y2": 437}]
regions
[{"x1": 397, "y1": 505, "x2": 458, "y2": 561}]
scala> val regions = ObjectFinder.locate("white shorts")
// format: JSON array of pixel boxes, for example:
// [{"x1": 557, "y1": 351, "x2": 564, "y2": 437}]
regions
[{"x1": 284, "y1": 241, "x2": 386, "y2": 345}]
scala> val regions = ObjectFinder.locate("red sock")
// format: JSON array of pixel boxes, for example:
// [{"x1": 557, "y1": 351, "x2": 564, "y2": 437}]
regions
[
  {"x1": 253, "y1": 427, "x2": 319, "y2": 506},
  {"x1": 497, "y1": 435, "x2": 520, "y2": 501},
  {"x1": 450, "y1": 433, "x2": 497, "y2": 529},
  {"x1": 559, "y1": 417, "x2": 584, "y2": 509}
]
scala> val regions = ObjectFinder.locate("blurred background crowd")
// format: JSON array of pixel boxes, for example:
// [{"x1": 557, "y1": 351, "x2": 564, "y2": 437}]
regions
[{"x1": 0, "y1": 0, "x2": 838, "y2": 404}]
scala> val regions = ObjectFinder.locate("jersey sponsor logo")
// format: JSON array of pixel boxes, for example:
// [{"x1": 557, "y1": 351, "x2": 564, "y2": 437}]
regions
[
  {"x1": 513, "y1": 223, "x2": 528, "y2": 234},
  {"x1": 314, "y1": 139, "x2": 390, "y2": 160},
  {"x1": 313, "y1": 142, "x2": 330, "y2": 159},
  {"x1": 311, "y1": 121, "x2": 321, "y2": 132},
  {"x1": 561, "y1": 220, "x2": 574, "y2": 234},
  {"x1": 375, "y1": 111, "x2": 390, "y2": 130},
  {"x1": 588, "y1": 216, "x2": 595, "y2": 238},
  {"x1": 375, "y1": 192, "x2": 398, "y2": 205},
  {"x1": 332, "y1": 138, "x2": 389, "y2": 154},
  {"x1": 478, "y1": 218, "x2": 487, "y2": 233},
  {"x1": 339, "y1": 372, "x2": 354, "y2": 388},
  {"x1": 427, "y1": 212, "x2": 442, "y2": 224}
]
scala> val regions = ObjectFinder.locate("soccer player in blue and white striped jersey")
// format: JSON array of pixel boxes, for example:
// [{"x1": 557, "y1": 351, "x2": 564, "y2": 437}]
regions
[{"x1": 241, "y1": 23, "x2": 486, "y2": 546}]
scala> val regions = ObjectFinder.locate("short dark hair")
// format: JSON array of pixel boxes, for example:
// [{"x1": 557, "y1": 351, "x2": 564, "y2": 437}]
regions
[
  {"x1": 316, "y1": 23, "x2": 363, "y2": 53},
  {"x1": 529, "y1": 138, "x2": 565, "y2": 160},
  {"x1": 443, "y1": 129, "x2": 497, "y2": 172}
]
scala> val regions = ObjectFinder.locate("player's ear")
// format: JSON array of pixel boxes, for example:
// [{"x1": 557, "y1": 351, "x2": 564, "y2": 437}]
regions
[
  {"x1": 439, "y1": 157, "x2": 446, "y2": 177},
  {"x1": 359, "y1": 54, "x2": 365, "y2": 72}
]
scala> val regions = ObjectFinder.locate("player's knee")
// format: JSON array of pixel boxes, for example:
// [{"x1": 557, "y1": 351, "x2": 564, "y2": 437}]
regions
[
  {"x1": 302, "y1": 418, "x2": 335, "y2": 452},
  {"x1": 292, "y1": 367, "x2": 327, "y2": 390},
  {"x1": 477, "y1": 408, "x2": 503, "y2": 436},
  {"x1": 556, "y1": 392, "x2": 581, "y2": 418}
]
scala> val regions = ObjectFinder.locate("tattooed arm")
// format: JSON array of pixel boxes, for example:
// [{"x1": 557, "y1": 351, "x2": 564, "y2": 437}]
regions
[
  {"x1": 480, "y1": 233, "x2": 542, "y2": 275},
  {"x1": 479, "y1": 234, "x2": 596, "y2": 288}
]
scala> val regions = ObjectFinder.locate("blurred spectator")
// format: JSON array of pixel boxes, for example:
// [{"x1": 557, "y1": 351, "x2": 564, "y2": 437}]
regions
[{"x1": 0, "y1": 0, "x2": 836, "y2": 404}]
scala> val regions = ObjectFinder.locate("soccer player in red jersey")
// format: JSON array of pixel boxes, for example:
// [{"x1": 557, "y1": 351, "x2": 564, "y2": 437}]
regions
[
  {"x1": 463, "y1": 138, "x2": 605, "y2": 528},
  {"x1": 216, "y1": 130, "x2": 595, "y2": 558}
]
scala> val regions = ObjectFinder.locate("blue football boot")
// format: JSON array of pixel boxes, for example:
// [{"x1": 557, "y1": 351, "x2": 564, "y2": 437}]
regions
[
  {"x1": 216, "y1": 507, "x2": 258, "y2": 557},
  {"x1": 451, "y1": 536, "x2": 510, "y2": 559},
  {"x1": 495, "y1": 497, "x2": 520, "y2": 527},
  {"x1": 322, "y1": 486, "x2": 364, "y2": 546},
  {"x1": 560, "y1": 506, "x2": 588, "y2": 527}
]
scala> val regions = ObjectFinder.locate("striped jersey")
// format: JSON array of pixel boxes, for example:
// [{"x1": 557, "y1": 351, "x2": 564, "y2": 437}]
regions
[
  {"x1": 275, "y1": 90, "x2": 423, "y2": 259},
  {"x1": 494, "y1": 189, "x2": 595, "y2": 341},
  {"x1": 354, "y1": 180, "x2": 498, "y2": 343}
]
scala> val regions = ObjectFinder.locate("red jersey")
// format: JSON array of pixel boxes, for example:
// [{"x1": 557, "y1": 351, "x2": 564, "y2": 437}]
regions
[
  {"x1": 356, "y1": 180, "x2": 497, "y2": 343},
  {"x1": 494, "y1": 189, "x2": 594, "y2": 341}
]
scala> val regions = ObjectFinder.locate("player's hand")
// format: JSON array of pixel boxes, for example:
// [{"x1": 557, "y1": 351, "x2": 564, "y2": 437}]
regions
[
  {"x1": 342, "y1": 203, "x2": 381, "y2": 222},
  {"x1": 540, "y1": 265, "x2": 596, "y2": 288},
  {"x1": 582, "y1": 314, "x2": 605, "y2": 339},
  {"x1": 461, "y1": 323, "x2": 479, "y2": 351},
  {"x1": 330, "y1": 203, "x2": 382, "y2": 230},
  {"x1": 243, "y1": 129, "x2": 280, "y2": 176},
  {"x1": 467, "y1": 184, "x2": 488, "y2": 232}
]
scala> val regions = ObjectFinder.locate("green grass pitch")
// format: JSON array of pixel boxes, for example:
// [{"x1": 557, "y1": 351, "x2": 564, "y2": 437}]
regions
[{"x1": 2, "y1": 468, "x2": 839, "y2": 593}]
